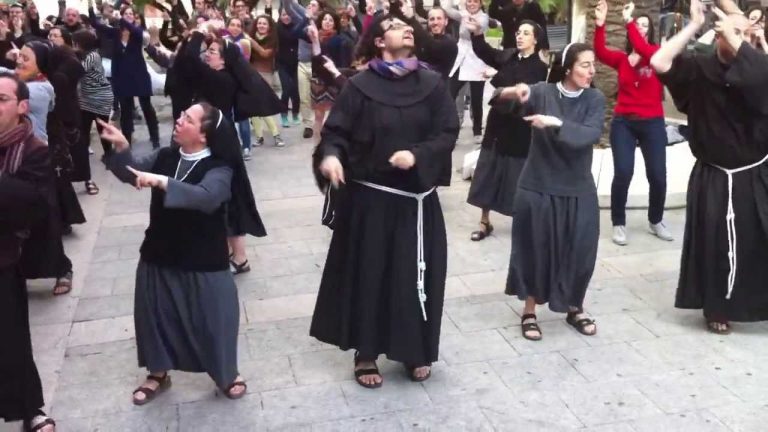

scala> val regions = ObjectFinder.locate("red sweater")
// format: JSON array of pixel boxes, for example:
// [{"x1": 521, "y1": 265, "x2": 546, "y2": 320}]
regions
[{"x1": 594, "y1": 22, "x2": 664, "y2": 118}]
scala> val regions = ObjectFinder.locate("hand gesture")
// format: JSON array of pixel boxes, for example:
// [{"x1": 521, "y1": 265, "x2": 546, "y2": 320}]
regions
[
  {"x1": 712, "y1": 6, "x2": 742, "y2": 49},
  {"x1": 594, "y1": 0, "x2": 607, "y2": 27},
  {"x1": 347, "y1": 3, "x2": 356, "y2": 17},
  {"x1": 464, "y1": 16, "x2": 482, "y2": 35},
  {"x1": 5, "y1": 48, "x2": 19, "y2": 62},
  {"x1": 126, "y1": 166, "x2": 168, "y2": 190},
  {"x1": 689, "y1": 0, "x2": 705, "y2": 27},
  {"x1": 389, "y1": 150, "x2": 415, "y2": 170},
  {"x1": 400, "y1": 0, "x2": 414, "y2": 19},
  {"x1": 319, "y1": 156, "x2": 345, "y2": 187},
  {"x1": 622, "y1": 2, "x2": 634, "y2": 23},
  {"x1": 307, "y1": 23, "x2": 319, "y2": 42},
  {"x1": 96, "y1": 119, "x2": 130, "y2": 152},
  {"x1": 523, "y1": 114, "x2": 562, "y2": 129},
  {"x1": 322, "y1": 55, "x2": 340, "y2": 76},
  {"x1": 499, "y1": 83, "x2": 530, "y2": 103}
]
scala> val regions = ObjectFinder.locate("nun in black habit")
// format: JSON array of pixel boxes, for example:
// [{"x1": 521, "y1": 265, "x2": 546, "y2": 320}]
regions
[
  {"x1": 100, "y1": 102, "x2": 247, "y2": 404},
  {"x1": 496, "y1": 43, "x2": 605, "y2": 341},
  {"x1": 176, "y1": 27, "x2": 283, "y2": 274},
  {"x1": 310, "y1": 14, "x2": 459, "y2": 388},
  {"x1": 464, "y1": 19, "x2": 548, "y2": 241},
  {"x1": 650, "y1": 1, "x2": 768, "y2": 334}
]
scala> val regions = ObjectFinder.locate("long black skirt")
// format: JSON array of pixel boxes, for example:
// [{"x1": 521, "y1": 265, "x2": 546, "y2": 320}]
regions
[
  {"x1": 134, "y1": 260, "x2": 240, "y2": 388},
  {"x1": 310, "y1": 183, "x2": 448, "y2": 366},
  {"x1": 55, "y1": 174, "x2": 85, "y2": 226},
  {"x1": 676, "y1": 161, "x2": 768, "y2": 321},
  {"x1": 467, "y1": 149, "x2": 525, "y2": 217},
  {"x1": 0, "y1": 267, "x2": 44, "y2": 422},
  {"x1": 506, "y1": 188, "x2": 599, "y2": 312}
]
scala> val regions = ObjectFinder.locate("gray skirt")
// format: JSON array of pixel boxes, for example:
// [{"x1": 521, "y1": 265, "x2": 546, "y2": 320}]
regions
[
  {"x1": 505, "y1": 188, "x2": 599, "y2": 312},
  {"x1": 135, "y1": 260, "x2": 240, "y2": 388},
  {"x1": 467, "y1": 149, "x2": 526, "y2": 217}
]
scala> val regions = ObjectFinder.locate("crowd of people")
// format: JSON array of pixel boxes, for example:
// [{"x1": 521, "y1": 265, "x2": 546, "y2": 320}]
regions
[{"x1": 2, "y1": 0, "x2": 767, "y2": 429}]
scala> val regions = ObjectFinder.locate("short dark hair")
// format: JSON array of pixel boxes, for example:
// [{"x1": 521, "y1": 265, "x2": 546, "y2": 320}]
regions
[
  {"x1": 0, "y1": 71, "x2": 30, "y2": 101},
  {"x1": 625, "y1": 15, "x2": 656, "y2": 53},
  {"x1": 72, "y1": 29, "x2": 98, "y2": 53}
]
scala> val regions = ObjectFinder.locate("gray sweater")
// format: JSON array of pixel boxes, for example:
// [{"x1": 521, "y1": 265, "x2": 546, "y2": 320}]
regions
[
  {"x1": 516, "y1": 82, "x2": 606, "y2": 196},
  {"x1": 0, "y1": 67, "x2": 55, "y2": 142}
]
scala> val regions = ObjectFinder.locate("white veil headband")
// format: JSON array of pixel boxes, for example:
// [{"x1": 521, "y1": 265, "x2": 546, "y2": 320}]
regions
[
  {"x1": 561, "y1": 42, "x2": 576, "y2": 66},
  {"x1": 216, "y1": 109, "x2": 223, "y2": 128}
]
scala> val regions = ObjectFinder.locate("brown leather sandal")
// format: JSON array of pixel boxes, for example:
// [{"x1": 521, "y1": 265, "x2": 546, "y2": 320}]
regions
[
  {"x1": 405, "y1": 364, "x2": 432, "y2": 382},
  {"x1": 566, "y1": 310, "x2": 597, "y2": 336},
  {"x1": 223, "y1": 379, "x2": 248, "y2": 399},
  {"x1": 132, "y1": 374, "x2": 171, "y2": 406},
  {"x1": 53, "y1": 271, "x2": 73, "y2": 296},
  {"x1": 521, "y1": 313, "x2": 543, "y2": 341},
  {"x1": 354, "y1": 352, "x2": 383, "y2": 389}
]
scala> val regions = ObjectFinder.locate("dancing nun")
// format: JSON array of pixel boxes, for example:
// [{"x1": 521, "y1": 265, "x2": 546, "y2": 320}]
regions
[{"x1": 99, "y1": 103, "x2": 248, "y2": 404}]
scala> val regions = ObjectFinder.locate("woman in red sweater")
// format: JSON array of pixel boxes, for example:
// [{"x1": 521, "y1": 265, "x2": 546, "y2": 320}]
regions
[{"x1": 595, "y1": 0, "x2": 672, "y2": 246}]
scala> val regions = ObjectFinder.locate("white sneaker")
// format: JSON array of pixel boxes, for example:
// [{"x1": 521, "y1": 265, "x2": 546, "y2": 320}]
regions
[
  {"x1": 612, "y1": 225, "x2": 628, "y2": 246},
  {"x1": 242, "y1": 148, "x2": 251, "y2": 161},
  {"x1": 649, "y1": 222, "x2": 674, "y2": 241}
]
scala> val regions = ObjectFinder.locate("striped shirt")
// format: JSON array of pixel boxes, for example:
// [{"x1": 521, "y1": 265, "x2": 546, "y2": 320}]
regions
[{"x1": 79, "y1": 51, "x2": 114, "y2": 117}]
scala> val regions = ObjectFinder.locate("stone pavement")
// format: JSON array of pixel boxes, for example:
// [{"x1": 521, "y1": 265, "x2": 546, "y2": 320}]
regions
[{"x1": 5, "y1": 96, "x2": 768, "y2": 432}]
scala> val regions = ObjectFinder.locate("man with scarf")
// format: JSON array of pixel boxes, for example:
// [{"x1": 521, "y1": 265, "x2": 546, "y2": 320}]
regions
[
  {"x1": 310, "y1": 13, "x2": 458, "y2": 389},
  {"x1": 651, "y1": 0, "x2": 768, "y2": 334},
  {"x1": 0, "y1": 72, "x2": 56, "y2": 432}
]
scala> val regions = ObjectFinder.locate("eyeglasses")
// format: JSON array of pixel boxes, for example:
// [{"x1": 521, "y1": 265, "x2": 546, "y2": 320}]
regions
[{"x1": 384, "y1": 22, "x2": 412, "y2": 33}]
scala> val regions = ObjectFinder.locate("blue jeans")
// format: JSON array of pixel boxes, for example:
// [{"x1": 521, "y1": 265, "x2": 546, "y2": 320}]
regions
[
  {"x1": 609, "y1": 116, "x2": 667, "y2": 226},
  {"x1": 237, "y1": 119, "x2": 251, "y2": 150},
  {"x1": 277, "y1": 62, "x2": 299, "y2": 116}
]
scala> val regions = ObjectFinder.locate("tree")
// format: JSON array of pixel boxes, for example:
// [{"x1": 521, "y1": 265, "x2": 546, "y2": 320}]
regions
[{"x1": 586, "y1": 0, "x2": 659, "y2": 146}]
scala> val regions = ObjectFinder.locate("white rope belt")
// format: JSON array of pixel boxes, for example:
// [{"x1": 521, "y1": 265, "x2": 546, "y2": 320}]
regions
[
  {"x1": 355, "y1": 180, "x2": 436, "y2": 321},
  {"x1": 710, "y1": 153, "x2": 768, "y2": 299}
]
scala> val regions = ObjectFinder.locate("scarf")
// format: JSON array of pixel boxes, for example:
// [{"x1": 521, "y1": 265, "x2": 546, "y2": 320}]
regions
[
  {"x1": 367, "y1": 57, "x2": 429, "y2": 80},
  {"x1": 319, "y1": 29, "x2": 336, "y2": 44},
  {"x1": 0, "y1": 116, "x2": 34, "y2": 176}
]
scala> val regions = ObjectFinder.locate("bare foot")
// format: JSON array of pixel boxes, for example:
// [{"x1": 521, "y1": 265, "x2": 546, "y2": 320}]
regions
[
  {"x1": 412, "y1": 366, "x2": 431, "y2": 380},
  {"x1": 354, "y1": 361, "x2": 383, "y2": 386},
  {"x1": 132, "y1": 373, "x2": 166, "y2": 404}
]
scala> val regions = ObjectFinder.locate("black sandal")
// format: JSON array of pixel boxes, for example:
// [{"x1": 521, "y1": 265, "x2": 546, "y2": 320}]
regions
[
  {"x1": 521, "y1": 313, "x2": 542, "y2": 341},
  {"x1": 566, "y1": 310, "x2": 597, "y2": 336},
  {"x1": 470, "y1": 221, "x2": 494, "y2": 241},
  {"x1": 230, "y1": 258, "x2": 251, "y2": 275},
  {"x1": 132, "y1": 373, "x2": 171, "y2": 406},
  {"x1": 706, "y1": 317, "x2": 732, "y2": 335},
  {"x1": 85, "y1": 180, "x2": 99, "y2": 195},
  {"x1": 354, "y1": 353, "x2": 383, "y2": 389},
  {"x1": 24, "y1": 411, "x2": 55, "y2": 432},
  {"x1": 223, "y1": 379, "x2": 248, "y2": 400},
  {"x1": 405, "y1": 364, "x2": 432, "y2": 382}
]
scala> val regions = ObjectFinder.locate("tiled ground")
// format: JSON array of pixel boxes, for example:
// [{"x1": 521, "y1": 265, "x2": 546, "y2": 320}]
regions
[{"x1": 4, "y1": 96, "x2": 768, "y2": 432}]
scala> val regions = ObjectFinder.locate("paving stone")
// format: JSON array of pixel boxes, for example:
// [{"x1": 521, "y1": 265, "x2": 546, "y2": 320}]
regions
[
  {"x1": 479, "y1": 388, "x2": 585, "y2": 430},
  {"x1": 178, "y1": 393, "x2": 264, "y2": 431},
  {"x1": 458, "y1": 270, "x2": 508, "y2": 296},
  {"x1": 312, "y1": 415, "x2": 402, "y2": 432},
  {"x1": 74, "y1": 294, "x2": 133, "y2": 322},
  {"x1": 59, "y1": 340, "x2": 139, "y2": 385},
  {"x1": 68, "y1": 316, "x2": 135, "y2": 347},
  {"x1": 289, "y1": 349, "x2": 353, "y2": 385},
  {"x1": 396, "y1": 402, "x2": 493, "y2": 431},
  {"x1": 562, "y1": 343, "x2": 663, "y2": 382},
  {"x1": 444, "y1": 300, "x2": 518, "y2": 332},
  {"x1": 50, "y1": 376, "x2": 138, "y2": 418},
  {"x1": 27, "y1": 293, "x2": 78, "y2": 326},
  {"x1": 244, "y1": 293, "x2": 317, "y2": 323},
  {"x1": 421, "y1": 362, "x2": 510, "y2": 406},
  {"x1": 629, "y1": 370, "x2": 741, "y2": 414},
  {"x1": 708, "y1": 402, "x2": 768, "y2": 432},
  {"x1": 340, "y1": 377, "x2": 432, "y2": 416},
  {"x1": 578, "y1": 313, "x2": 658, "y2": 346},
  {"x1": 629, "y1": 335, "x2": 731, "y2": 371},
  {"x1": 706, "y1": 359, "x2": 768, "y2": 403},
  {"x1": 238, "y1": 356, "x2": 296, "y2": 392},
  {"x1": 629, "y1": 410, "x2": 731, "y2": 432},
  {"x1": 438, "y1": 329, "x2": 518, "y2": 364},
  {"x1": 559, "y1": 381, "x2": 662, "y2": 426},
  {"x1": 260, "y1": 383, "x2": 352, "y2": 429},
  {"x1": 489, "y1": 352, "x2": 588, "y2": 391},
  {"x1": 61, "y1": 405, "x2": 179, "y2": 432},
  {"x1": 245, "y1": 324, "x2": 328, "y2": 359}
]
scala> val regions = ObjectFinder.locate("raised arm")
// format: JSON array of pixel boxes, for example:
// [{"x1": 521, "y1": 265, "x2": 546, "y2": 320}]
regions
[
  {"x1": 724, "y1": 42, "x2": 768, "y2": 115},
  {"x1": 89, "y1": 7, "x2": 119, "y2": 38},
  {"x1": 626, "y1": 20, "x2": 658, "y2": 60},
  {"x1": 470, "y1": 33, "x2": 504, "y2": 69},
  {"x1": 650, "y1": 0, "x2": 705, "y2": 73},
  {"x1": 593, "y1": 0, "x2": 624, "y2": 70},
  {"x1": 439, "y1": 0, "x2": 463, "y2": 22}
]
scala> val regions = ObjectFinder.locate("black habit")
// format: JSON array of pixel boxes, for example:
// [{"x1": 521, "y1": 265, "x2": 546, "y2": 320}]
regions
[
  {"x1": 0, "y1": 131, "x2": 50, "y2": 422},
  {"x1": 660, "y1": 43, "x2": 768, "y2": 321},
  {"x1": 310, "y1": 69, "x2": 459, "y2": 365}
]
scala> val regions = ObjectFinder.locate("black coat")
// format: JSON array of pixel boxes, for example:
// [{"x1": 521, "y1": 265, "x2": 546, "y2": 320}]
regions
[
  {"x1": 488, "y1": 0, "x2": 549, "y2": 50},
  {"x1": 472, "y1": 34, "x2": 548, "y2": 157}
]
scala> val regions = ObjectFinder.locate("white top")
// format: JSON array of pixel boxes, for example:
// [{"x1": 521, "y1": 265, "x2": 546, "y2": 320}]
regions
[{"x1": 443, "y1": 1, "x2": 489, "y2": 81}]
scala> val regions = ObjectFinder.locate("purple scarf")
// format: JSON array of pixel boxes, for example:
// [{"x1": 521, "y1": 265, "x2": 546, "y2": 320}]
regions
[{"x1": 367, "y1": 57, "x2": 431, "y2": 80}]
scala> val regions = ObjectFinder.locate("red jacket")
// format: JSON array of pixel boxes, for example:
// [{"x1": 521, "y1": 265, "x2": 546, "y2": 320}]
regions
[{"x1": 594, "y1": 22, "x2": 664, "y2": 118}]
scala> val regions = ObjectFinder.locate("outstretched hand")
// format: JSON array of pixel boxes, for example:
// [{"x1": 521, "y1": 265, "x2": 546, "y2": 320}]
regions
[
  {"x1": 595, "y1": 0, "x2": 607, "y2": 27},
  {"x1": 96, "y1": 119, "x2": 130, "y2": 152},
  {"x1": 126, "y1": 166, "x2": 168, "y2": 190},
  {"x1": 622, "y1": 2, "x2": 635, "y2": 23},
  {"x1": 320, "y1": 156, "x2": 345, "y2": 188},
  {"x1": 523, "y1": 114, "x2": 563, "y2": 129}
]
